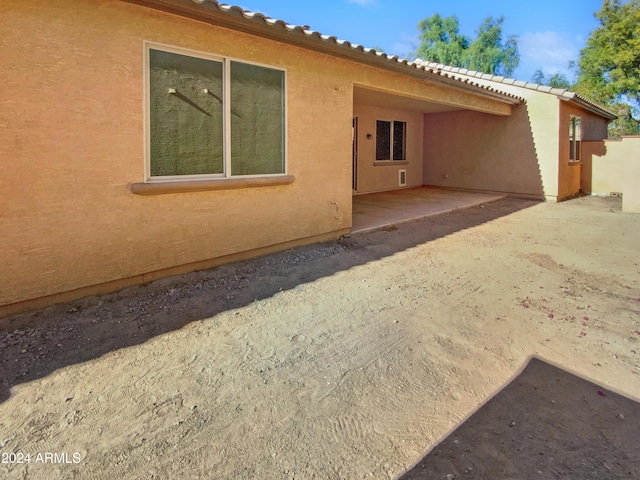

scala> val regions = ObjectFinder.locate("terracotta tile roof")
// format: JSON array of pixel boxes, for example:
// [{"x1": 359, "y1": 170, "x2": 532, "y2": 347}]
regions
[
  {"x1": 124, "y1": 0, "x2": 525, "y2": 105},
  {"x1": 420, "y1": 62, "x2": 617, "y2": 120}
]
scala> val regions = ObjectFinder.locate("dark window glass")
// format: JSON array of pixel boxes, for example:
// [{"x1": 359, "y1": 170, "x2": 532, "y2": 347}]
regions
[
  {"x1": 149, "y1": 49, "x2": 224, "y2": 176},
  {"x1": 393, "y1": 121, "x2": 406, "y2": 160},
  {"x1": 149, "y1": 49, "x2": 286, "y2": 178},
  {"x1": 230, "y1": 61, "x2": 285, "y2": 176},
  {"x1": 376, "y1": 120, "x2": 391, "y2": 160},
  {"x1": 569, "y1": 116, "x2": 581, "y2": 161}
]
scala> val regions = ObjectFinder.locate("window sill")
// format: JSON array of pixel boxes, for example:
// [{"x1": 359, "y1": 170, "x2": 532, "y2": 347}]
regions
[
  {"x1": 568, "y1": 161, "x2": 582, "y2": 166},
  {"x1": 373, "y1": 161, "x2": 409, "y2": 166},
  {"x1": 130, "y1": 175, "x2": 295, "y2": 195}
]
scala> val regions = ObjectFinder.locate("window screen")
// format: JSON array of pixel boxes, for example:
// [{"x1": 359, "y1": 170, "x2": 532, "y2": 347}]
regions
[
  {"x1": 393, "y1": 120, "x2": 406, "y2": 160},
  {"x1": 230, "y1": 61, "x2": 285, "y2": 176},
  {"x1": 147, "y1": 46, "x2": 286, "y2": 179},
  {"x1": 149, "y1": 49, "x2": 224, "y2": 176},
  {"x1": 376, "y1": 120, "x2": 391, "y2": 160}
]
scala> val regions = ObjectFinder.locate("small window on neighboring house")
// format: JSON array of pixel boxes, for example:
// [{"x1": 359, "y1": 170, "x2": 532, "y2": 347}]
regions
[
  {"x1": 376, "y1": 120, "x2": 407, "y2": 161},
  {"x1": 569, "y1": 116, "x2": 581, "y2": 162},
  {"x1": 147, "y1": 44, "x2": 286, "y2": 180}
]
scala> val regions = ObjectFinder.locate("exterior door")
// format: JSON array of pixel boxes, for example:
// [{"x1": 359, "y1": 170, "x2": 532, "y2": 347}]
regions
[{"x1": 352, "y1": 117, "x2": 358, "y2": 192}]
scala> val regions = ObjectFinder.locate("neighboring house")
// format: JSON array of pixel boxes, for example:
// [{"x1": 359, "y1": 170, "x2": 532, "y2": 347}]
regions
[
  {"x1": 0, "y1": 0, "x2": 614, "y2": 315},
  {"x1": 419, "y1": 62, "x2": 617, "y2": 202}
]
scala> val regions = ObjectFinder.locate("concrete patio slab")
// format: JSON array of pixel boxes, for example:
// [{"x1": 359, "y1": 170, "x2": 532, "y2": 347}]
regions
[{"x1": 351, "y1": 187, "x2": 506, "y2": 233}]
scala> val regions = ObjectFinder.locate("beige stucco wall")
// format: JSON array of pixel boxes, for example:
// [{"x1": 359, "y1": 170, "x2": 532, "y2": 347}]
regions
[
  {"x1": 621, "y1": 138, "x2": 640, "y2": 213},
  {"x1": 557, "y1": 101, "x2": 610, "y2": 200},
  {"x1": 587, "y1": 140, "x2": 626, "y2": 194},
  {"x1": 423, "y1": 93, "x2": 559, "y2": 199},
  {"x1": 1, "y1": 0, "x2": 514, "y2": 312},
  {"x1": 423, "y1": 76, "x2": 611, "y2": 201},
  {"x1": 585, "y1": 136, "x2": 640, "y2": 213},
  {"x1": 422, "y1": 79, "x2": 562, "y2": 200},
  {"x1": 1, "y1": 0, "x2": 355, "y2": 310},
  {"x1": 353, "y1": 105, "x2": 423, "y2": 194}
]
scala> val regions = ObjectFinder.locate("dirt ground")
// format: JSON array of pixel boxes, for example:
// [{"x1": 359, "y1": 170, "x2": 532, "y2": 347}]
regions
[{"x1": 1, "y1": 195, "x2": 639, "y2": 480}]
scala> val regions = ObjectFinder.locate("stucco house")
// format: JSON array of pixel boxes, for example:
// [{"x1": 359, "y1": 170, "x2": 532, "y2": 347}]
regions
[
  {"x1": 419, "y1": 62, "x2": 617, "y2": 201},
  {"x1": 1, "y1": 0, "x2": 615, "y2": 315}
]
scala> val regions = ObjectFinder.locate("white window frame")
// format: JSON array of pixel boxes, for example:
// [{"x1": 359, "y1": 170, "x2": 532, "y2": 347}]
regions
[
  {"x1": 569, "y1": 115, "x2": 581, "y2": 163},
  {"x1": 143, "y1": 41, "x2": 288, "y2": 183},
  {"x1": 375, "y1": 119, "x2": 407, "y2": 162}
]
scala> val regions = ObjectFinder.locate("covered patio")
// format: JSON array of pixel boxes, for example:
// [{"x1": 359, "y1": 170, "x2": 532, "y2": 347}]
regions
[{"x1": 351, "y1": 187, "x2": 506, "y2": 233}]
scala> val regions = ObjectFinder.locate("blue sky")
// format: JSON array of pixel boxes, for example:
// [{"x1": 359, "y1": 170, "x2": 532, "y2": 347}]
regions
[{"x1": 234, "y1": 0, "x2": 605, "y2": 82}]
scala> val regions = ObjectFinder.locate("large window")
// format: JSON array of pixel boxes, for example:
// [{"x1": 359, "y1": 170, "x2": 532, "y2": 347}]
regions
[
  {"x1": 376, "y1": 120, "x2": 406, "y2": 161},
  {"x1": 147, "y1": 44, "x2": 286, "y2": 180},
  {"x1": 569, "y1": 115, "x2": 581, "y2": 162}
]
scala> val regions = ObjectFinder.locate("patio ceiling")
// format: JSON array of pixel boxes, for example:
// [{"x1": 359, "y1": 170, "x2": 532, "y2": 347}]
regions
[{"x1": 353, "y1": 86, "x2": 463, "y2": 114}]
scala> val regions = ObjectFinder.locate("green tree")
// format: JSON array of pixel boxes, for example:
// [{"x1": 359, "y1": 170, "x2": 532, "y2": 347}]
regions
[
  {"x1": 607, "y1": 103, "x2": 640, "y2": 138},
  {"x1": 574, "y1": 0, "x2": 640, "y2": 135},
  {"x1": 414, "y1": 14, "x2": 469, "y2": 66},
  {"x1": 548, "y1": 73, "x2": 572, "y2": 89},
  {"x1": 465, "y1": 16, "x2": 519, "y2": 77},
  {"x1": 414, "y1": 14, "x2": 520, "y2": 77},
  {"x1": 531, "y1": 68, "x2": 546, "y2": 85},
  {"x1": 531, "y1": 68, "x2": 572, "y2": 89}
]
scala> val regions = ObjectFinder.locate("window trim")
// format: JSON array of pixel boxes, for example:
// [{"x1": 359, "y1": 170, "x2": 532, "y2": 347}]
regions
[
  {"x1": 569, "y1": 115, "x2": 582, "y2": 163},
  {"x1": 375, "y1": 119, "x2": 407, "y2": 162},
  {"x1": 131, "y1": 175, "x2": 295, "y2": 195},
  {"x1": 143, "y1": 41, "x2": 288, "y2": 183}
]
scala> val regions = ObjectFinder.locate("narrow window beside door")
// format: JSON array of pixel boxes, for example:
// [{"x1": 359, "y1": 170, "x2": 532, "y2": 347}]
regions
[{"x1": 569, "y1": 116, "x2": 581, "y2": 162}]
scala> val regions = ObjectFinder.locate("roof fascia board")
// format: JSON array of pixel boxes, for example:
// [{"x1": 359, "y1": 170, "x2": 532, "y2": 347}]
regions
[
  {"x1": 123, "y1": 0, "x2": 522, "y2": 106},
  {"x1": 559, "y1": 94, "x2": 618, "y2": 121}
]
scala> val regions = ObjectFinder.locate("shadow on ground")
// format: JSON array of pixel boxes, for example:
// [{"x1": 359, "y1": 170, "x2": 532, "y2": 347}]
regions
[
  {"x1": 0, "y1": 198, "x2": 536, "y2": 404},
  {"x1": 398, "y1": 357, "x2": 640, "y2": 480}
]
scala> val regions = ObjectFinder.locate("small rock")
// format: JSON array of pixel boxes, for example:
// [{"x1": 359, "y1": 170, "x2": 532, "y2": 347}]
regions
[
  {"x1": 446, "y1": 474, "x2": 455, "y2": 480},
  {"x1": 510, "y1": 421, "x2": 517, "y2": 427}
]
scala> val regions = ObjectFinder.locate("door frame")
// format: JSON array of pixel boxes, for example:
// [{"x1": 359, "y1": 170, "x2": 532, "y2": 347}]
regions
[{"x1": 352, "y1": 116, "x2": 358, "y2": 192}]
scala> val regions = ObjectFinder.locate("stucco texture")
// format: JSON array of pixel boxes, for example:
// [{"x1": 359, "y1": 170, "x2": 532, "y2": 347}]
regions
[
  {"x1": 622, "y1": 138, "x2": 640, "y2": 213},
  {"x1": 584, "y1": 136, "x2": 640, "y2": 213},
  {"x1": 1, "y1": 0, "x2": 355, "y2": 308},
  {"x1": 353, "y1": 105, "x2": 424, "y2": 194},
  {"x1": 422, "y1": 82, "x2": 611, "y2": 202},
  {"x1": 557, "y1": 101, "x2": 609, "y2": 200},
  {"x1": 423, "y1": 102, "x2": 547, "y2": 198},
  {"x1": 421, "y1": 82, "x2": 563, "y2": 200},
  {"x1": 1, "y1": 0, "x2": 515, "y2": 310}
]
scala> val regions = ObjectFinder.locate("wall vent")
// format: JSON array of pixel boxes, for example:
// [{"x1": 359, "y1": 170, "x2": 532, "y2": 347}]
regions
[{"x1": 399, "y1": 169, "x2": 407, "y2": 187}]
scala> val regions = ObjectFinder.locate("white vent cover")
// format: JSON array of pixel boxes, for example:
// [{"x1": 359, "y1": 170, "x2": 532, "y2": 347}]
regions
[{"x1": 399, "y1": 169, "x2": 407, "y2": 187}]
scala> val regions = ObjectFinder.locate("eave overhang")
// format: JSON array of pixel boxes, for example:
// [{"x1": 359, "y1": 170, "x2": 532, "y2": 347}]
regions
[{"x1": 124, "y1": 0, "x2": 525, "y2": 108}]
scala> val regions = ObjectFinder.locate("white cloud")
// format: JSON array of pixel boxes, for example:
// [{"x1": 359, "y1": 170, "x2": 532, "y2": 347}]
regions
[
  {"x1": 390, "y1": 33, "x2": 419, "y2": 59},
  {"x1": 347, "y1": 0, "x2": 376, "y2": 6},
  {"x1": 520, "y1": 31, "x2": 579, "y2": 76}
]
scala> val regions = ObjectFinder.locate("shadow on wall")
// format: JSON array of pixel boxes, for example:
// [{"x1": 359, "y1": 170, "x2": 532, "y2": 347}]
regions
[
  {"x1": 0, "y1": 198, "x2": 537, "y2": 404},
  {"x1": 397, "y1": 356, "x2": 640, "y2": 480},
  {"x1": 423, "y1": 104, "x2": 545, "y2": 199},
  {"x1": 580, "y1": 140, "x2": 607, "y2": 195}
]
